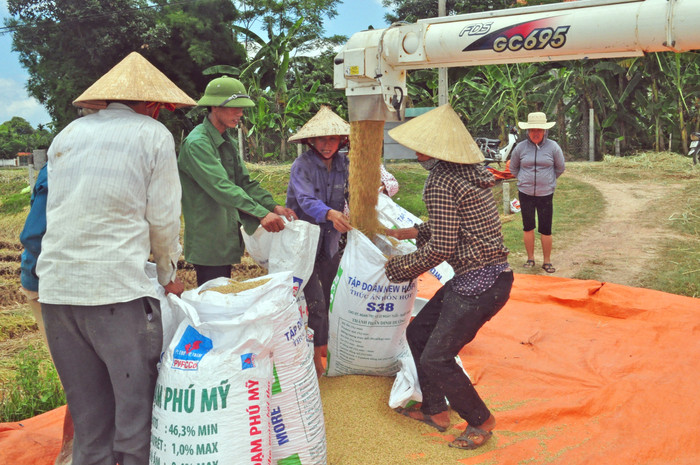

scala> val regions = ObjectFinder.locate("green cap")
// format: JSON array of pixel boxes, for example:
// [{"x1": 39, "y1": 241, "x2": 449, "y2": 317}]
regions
[{"x1": 197, "y1": 76, "x2": 255, "y2": 108}]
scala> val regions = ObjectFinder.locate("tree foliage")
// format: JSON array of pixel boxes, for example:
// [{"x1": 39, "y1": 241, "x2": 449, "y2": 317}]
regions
[
  {"x1": 4, "y1": 0, "x2": 698, "y2": 161},
  {"x1": 5, "y1": 0, "x2": 248, "y2": 133},
  {"x1": 382, "y1": 0, "x2": 516, "y2": 23},
  {"x1": 199, "y1": 0, "x2": 345, "y2": 161},
  {"x1": 6, "y1": 0, "x2": 167, "y2": 131},
  {"x1": 234, "y1": 0, "x2": 341, "y2": 51},
  {"x1": 0, "y1": 117, "x2": 53, "y2": 159}
]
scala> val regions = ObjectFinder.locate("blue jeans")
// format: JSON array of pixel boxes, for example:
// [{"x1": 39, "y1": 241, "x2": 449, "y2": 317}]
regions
[{"x1": 406, "y1": 270, "x2": 513, "y2": 426}]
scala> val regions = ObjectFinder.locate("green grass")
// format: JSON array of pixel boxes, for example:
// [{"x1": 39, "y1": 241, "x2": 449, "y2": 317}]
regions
[
  {"x1": 0, "y1": 168, "x2": 32, "y2": 241},
  {"x1": 387, "y1": 161, "x2": 429, "y2": 220},
  {"x1": 247, "y1": 162, "x2": 294, "y2": 206},
  {"x1": 0, "y1": 168, "x2": 31, "y2": 216},
  {"x1": 0, "y1": 344, "x2": 66, "y2": 422},
  {"x1": 0, "y1": 191, "x2": 30, "y2": 215},
  {"x1": 638, "y1": 181, "x2": 700, "y2": 297},
  {"x1": 0, "y1": 309, "x2": 37, "y2": 343}
]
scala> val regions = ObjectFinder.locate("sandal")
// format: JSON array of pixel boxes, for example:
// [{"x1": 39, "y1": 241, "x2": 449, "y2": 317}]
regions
[
  {"x1": 523, "y1": 259, "x2": 535, "y2": 268},
  {"x1": 542, "y1": 263, "x2": 556, "y2": 273},
  {"x1": 449, "y1": 424, "x2": 493, "y2": 450},
  {"x1": 395, "y1": 407, "x2": 448, "y2": 432}
]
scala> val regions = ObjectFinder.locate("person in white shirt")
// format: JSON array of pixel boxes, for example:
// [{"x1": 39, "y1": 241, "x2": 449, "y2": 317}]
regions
[{"x1": 36, "y1": 52, "x2": 196, "y2": 465}]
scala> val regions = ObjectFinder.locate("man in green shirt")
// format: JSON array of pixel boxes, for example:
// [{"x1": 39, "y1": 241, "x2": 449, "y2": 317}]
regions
[{"x1": 179, "y1": 76, "x2": 297, "y2": 285}]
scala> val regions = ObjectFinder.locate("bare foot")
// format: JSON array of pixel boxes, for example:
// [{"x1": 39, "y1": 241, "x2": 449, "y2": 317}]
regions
[{"x1": 314, "y1": 346, "x2": 325, "y2": 378}]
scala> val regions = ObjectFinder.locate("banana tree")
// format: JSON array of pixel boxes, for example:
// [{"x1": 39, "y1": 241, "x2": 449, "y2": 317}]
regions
[
  {"x1": 650, "y1": 52, "x2": 699, "y2": 154},
  {"x1": 455, "y1": 63, "x2": 551, "y2": 141},
  {"x1": 231, "y1": 18, "x2": 309, "y2": 160}
]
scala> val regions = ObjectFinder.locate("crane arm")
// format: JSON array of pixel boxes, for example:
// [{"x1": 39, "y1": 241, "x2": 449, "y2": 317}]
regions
[{"x1": 334, "y1": 0, "x2": 700, "y2": 121}]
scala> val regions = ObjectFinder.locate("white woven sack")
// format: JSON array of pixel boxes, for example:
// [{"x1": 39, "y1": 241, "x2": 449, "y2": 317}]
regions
[
  {"x1": 388, "y1": 352, "x2": 471, "y2": 410},
  {"x1": 375, "y1": 193, "x2": 455, "y2": 284},
  {"x1": 241, "y1": 220, "x2": 320, "y2": 295},
  {"x1": 326, "y1": 229, "x2": 416, "y2": 377},
  {"x1": 151, "y1": 283, "x2": 277, "y2": 465},
  {"x1": 388, "y1": 352, "x2": 422, "y2": 409},
  {"x1": 269, "y1": 296, "x2": 326, "y2": 464},
  {"x1": 145, "y1": 262, "x2": 186, "y2": 355},
  {"x1": 184, "y1": 272, "x2": 324, "y2": 465}
]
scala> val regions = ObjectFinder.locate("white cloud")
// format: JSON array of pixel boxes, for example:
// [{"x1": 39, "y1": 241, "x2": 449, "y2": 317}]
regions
[{"x1": 0, "y1": 77, "x2": 51, "y2": 127}]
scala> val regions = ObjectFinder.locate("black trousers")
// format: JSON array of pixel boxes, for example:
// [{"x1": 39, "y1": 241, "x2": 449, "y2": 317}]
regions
[
  {"x1": 194, "y1": 264, "x2": 232, "y2": 287},
  {"x1": 519, "y1": 191, "x2": 554, "y2": 235},
  {"x1": 406, "y1": 270, "x2": 514, "y2": 426},
  {"x1": 303, "y1": 253, "x2": 341, "y2": 347}
]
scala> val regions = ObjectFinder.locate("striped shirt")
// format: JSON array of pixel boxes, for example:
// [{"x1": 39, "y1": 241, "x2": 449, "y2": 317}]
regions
[
  {"x1": 385, "y1": 161, "x2": 509, "y2": 283},
  {"x1": 37, "y1": 103, "x2": 182, "y2": 305}
]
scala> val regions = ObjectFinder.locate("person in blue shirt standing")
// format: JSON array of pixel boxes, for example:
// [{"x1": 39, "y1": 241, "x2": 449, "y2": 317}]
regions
[
  {"x1": 20, "y1": 164, "x2": 48, "y2": 328},
  {"x1": 19, "y1": 163, "x2": 74, "y2": 465},
  {"x1": 286, "y1": 106, "x2": 352, "y2": 376}
]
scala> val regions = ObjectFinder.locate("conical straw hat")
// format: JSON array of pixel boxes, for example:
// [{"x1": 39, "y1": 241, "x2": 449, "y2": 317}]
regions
[
  {"x1": 73, "y1": 52, "x2": 197, "y2": 110},
  {"x1": 288, "y1": 105, "x2": 350, "y2": 143},
  {"x1": 388, "y1": 104, "x2": 484, "y2": 164}
]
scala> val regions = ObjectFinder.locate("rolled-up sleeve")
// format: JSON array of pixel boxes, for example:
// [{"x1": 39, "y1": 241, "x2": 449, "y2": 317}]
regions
[
  {"x1": 147, "y1": 134, "x2": 182, "y2": 286},
  {"x1": 179, "y1": 138, "x2": 272, "y2": 220}
]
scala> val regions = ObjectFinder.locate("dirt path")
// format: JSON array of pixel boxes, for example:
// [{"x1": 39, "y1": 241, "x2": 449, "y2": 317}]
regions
[{"x1": 546, "y1": 174, "x2": 681, "y2": 288}]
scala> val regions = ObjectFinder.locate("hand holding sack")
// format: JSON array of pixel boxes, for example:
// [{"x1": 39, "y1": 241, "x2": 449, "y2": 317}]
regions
[
  {"x1": 152, "y1": 271, "x2": 326, "y2": 465},
  {"x1": 375, "y1": 193, "x2": 454, "y2": 283},
  {"x1": 326, "y1": 229, "x2": 417, "y2": 377}
]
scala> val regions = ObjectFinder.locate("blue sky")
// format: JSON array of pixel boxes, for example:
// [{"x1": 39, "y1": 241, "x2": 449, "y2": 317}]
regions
[{"x1": 0, "y1": 0, "x2": 391, "y2": 128}]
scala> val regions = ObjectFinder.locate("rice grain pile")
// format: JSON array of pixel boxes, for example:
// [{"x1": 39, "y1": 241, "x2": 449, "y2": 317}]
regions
[
  {"x1": 320, "y1": 375, "x2": 494, "y2": 464},
  {"x1": 348, "y1": 120, "x2": 385, "y2": 237},
  {"x1": 200, "y1": 278, "x2": 271, "y2": 295}
]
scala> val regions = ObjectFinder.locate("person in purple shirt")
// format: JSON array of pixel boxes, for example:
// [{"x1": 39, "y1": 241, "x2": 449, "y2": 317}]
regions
[{"x1": 286, "y1": 106, "x2": 352, "y2": 376}]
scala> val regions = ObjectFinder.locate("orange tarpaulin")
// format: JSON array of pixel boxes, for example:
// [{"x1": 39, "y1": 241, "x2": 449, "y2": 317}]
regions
[
  {"x1": 0, "y1": 405, "x2": 66, "y2": 464},
  {"x1": 2, "y1": 274, "x2": 699, "y2": 464},
  {"x1": 417, "y1": 273, "x2": 700, "y2": 465},
  {"x1": 486, "y1": 160, "x2": 515, "y2": 180}
]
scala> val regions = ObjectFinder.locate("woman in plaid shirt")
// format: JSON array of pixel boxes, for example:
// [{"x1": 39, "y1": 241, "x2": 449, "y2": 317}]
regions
[{"x1": 385, "y1": 104, "x2": 513, "y2": 451}]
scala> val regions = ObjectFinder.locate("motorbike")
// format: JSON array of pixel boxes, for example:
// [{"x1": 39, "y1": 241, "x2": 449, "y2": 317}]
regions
[
  {"x1": 688, "y1": 132, "x2": 699, "y2": 165},
  {"x1": 475, "y1": 125, "x2": 520, "y2": 166}
]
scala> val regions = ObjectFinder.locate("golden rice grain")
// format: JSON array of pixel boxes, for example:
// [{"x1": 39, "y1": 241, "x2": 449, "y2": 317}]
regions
[
  {"x1": 320, "y1": 375, "x2": 493, "y2": 464},
  {"x1": 349, "y1": 120, "x2": 385, "y2": 237},
  {"x1": 200, "y1": 278, "x2": 271, "y2": 295}
]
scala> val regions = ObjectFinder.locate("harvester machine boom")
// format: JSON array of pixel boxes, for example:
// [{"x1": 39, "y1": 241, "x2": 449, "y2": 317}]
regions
[{"x1": 334, "y1": 0, "x2": 700, "y2": 121}]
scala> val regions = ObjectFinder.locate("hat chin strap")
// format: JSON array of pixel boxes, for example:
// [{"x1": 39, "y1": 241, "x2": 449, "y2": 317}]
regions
[
  {"x1": 146, "y1": 102, "x2": 176, "y2": 119},
  {"x1": 221, "y1": 94, "x2": 251, "y2": 106}
]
